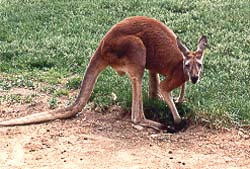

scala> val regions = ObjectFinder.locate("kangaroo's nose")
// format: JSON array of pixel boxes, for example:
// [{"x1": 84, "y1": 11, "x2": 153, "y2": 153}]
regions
[{"x1": 191, "y1": 76, "x2": 199, "y2": 84}]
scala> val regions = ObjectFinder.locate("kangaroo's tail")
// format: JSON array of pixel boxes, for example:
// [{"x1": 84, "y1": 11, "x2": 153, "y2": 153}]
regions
[{"x1": 0, "y1": 47, "x2": 108, "y2": 126}]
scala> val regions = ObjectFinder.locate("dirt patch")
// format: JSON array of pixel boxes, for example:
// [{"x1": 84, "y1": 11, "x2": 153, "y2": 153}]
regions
[{"x1": 0, "y1": 88, "x2": 249, "y2": 169}]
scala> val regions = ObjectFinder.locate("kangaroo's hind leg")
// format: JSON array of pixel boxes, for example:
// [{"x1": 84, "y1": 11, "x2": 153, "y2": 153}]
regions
[
  {"x1": 125, "y1": 65, "x2": 163, "y2": 130},
  {"x1": 110, "y1": 35, "x2": 164, "y2": 130}
]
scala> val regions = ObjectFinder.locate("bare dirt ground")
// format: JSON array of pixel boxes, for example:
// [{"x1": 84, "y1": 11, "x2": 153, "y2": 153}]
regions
[{"x1": 0, "y1": 88, "x2": 249, "y2": 169}]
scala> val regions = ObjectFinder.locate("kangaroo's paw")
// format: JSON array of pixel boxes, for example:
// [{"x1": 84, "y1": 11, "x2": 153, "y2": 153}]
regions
[{"x1": 138, "y1": 119, "x2": 166, "y2": 131}]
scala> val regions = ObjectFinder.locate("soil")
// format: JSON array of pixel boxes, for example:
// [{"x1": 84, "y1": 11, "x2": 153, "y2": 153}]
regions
[{"x1": 0, "y1": 88, "x2": 249, "y2": 169}]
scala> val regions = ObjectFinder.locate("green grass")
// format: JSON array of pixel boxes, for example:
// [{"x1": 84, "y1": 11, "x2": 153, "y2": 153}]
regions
[
  {"x1": 0, "y1": 0, "x2": 249, "y2": 127},
  {"x1": 0, "y1": 93, "x2": 38, "y2": 104}
]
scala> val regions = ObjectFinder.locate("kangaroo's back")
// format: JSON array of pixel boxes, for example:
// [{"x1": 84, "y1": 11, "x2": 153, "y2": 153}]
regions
[{"x1": 101, "y1": 16, "x2": 184, "y2": 75}]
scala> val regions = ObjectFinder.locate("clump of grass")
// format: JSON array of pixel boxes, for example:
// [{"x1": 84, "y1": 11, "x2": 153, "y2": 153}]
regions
[
  {"x1": 40, "y1": 86, "x2": 57, "y2": 94},
  {"x1": 48, "y1": 97, "x2": 58, "y2": 109},
  {"x1": 0, "y1": 74, "x2": 35, "y2": 90},
  {"x1": 66, "y1": 77, "x2": 82, "y2": 90},
  {"x1": 0, "y1": 94, "x2": 38, "y2": 104},
  {"x1": 53, "y1": 88, "x2": 69, "y2": 97}
]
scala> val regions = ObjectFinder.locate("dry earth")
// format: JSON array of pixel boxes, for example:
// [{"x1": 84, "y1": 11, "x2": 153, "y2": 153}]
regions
[{"x1": 0, "y1": 88, "x2": 249, "y2": 169}]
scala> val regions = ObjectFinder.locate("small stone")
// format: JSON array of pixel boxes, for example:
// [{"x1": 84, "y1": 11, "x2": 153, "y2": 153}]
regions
[
  {"x1": 170, "y1": 157, "x2": 173, "y2": 160},
  {"x1": 98, "y1": 127, "x2": 104, "y2": 131},
  {"x1": 58, "y1": 133, "x2": 64, "y2": 137},
  {"x1": 35, "y1": 156, "x2": 42, "y2": 160},
  {"x1": 168, "y1": 150, "x2": 173, "y2": 154},
  {"x1": 132, "y1": 124, "x2": 144, "y2": 131},
  {"x1": 150, "y1": 134, "x2": 159, "y2": 139}
]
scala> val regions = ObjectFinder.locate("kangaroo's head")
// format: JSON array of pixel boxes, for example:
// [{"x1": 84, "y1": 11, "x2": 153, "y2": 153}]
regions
[{"x1": 177, "y1": 36, "x2": 208, "y2": 84}]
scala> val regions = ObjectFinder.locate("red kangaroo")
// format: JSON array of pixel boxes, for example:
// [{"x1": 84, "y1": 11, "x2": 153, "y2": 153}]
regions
[{"x1": 0, "y1": 16, "x2": 207, "y2": 130}]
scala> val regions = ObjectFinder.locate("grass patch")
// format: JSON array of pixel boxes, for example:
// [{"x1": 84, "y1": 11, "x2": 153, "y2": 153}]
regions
[
  {"x1": 0, "y1": 73, "x2": 35, "y2": 90},
  {"x1": 53, "y1": 88, "x2": 69, "y2": 97},
  {"x1": 0, "y1": 0, "x2": 249, "y2": 127},
  {"x1": 143, "y1": 97, "x2": 194, "y2": 126},
  {"x1": 66, "y1": 76, "x2": 82, "y2": 90},
  {"x1": 48, "y1": 97, "x2": 58, "y2": 109},
  {"x1": 0, "y1": 93, "x2": 38, "y2": 104}
]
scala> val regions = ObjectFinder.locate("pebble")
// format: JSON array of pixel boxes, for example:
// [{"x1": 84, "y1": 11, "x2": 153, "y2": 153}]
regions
[
  {"x1": 150, "y1": 134, "x2": 159, "y2": 139},
  {"x1": 238, "y1": 130, "x2": 250, "y2": 140},
  {"x1": 132, "y1": 124, "x2": 144, "y2": 131},
  {"x1": 35, "y1": 156, "x2": 42, "y2": 160}
]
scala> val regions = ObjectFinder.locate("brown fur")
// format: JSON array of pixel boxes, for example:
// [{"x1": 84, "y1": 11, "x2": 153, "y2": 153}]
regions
[{"x1": 0, "y1": 16, "x2": 207, "y2": 130}]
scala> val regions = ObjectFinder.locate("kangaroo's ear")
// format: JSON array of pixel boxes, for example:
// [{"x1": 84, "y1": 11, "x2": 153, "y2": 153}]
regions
[
  {"x1": 176, "y1": 37, "x2": 189, "y2": 57},
  {"x1": 197, "y1": 35, "x2": 208, "y2": 53}
]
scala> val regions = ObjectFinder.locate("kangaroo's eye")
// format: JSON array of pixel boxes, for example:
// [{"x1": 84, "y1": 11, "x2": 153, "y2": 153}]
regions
[
  {"x1": 185, "y1": 64, "x2": 190, "y2": 69},
  {"x1": 197, "y1": 63, "x2": 202, "y2": 69}
]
